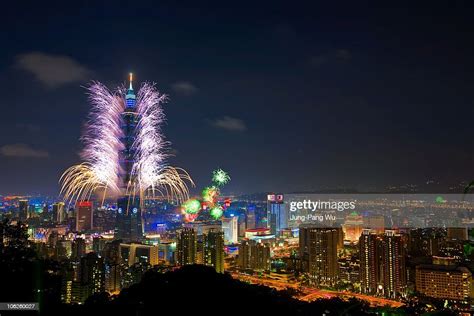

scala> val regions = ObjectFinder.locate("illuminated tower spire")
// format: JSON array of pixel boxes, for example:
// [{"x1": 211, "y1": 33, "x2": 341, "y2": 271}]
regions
[{"x1": 126, "y1": 72, "x2": 136, "y2": 107}]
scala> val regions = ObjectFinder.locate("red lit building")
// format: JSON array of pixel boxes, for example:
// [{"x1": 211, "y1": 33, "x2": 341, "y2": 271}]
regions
[{"x1": 76, "y1": 201, "x2": 93, "y2": 232}]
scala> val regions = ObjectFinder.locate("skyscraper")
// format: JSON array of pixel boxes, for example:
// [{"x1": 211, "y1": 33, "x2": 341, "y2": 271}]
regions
[
  {"x1": 76, "y1": 201, "x2": 93, "y2": 232},
  {"x1": 80, "y1": 252, "x2": 105, "y2": 296},
  {"x1": 115, "y1": 197, "x2": 142, "y2": 242},
  {"x1": 115, "y1": 74, "x2": 143, "y2": 242},
  {"x1": 222, "y1": 216, "x2": 238, "y2": 244},
  {"x1": 203, "y1": 228, "x2": 225, "y2": 273},
  {"x1": 359, "y1": 229, "x2": 383, "y2": 295},
  {"x1": 53, "y1": 202, "x2": 66, "y2": 224},
  {"x1": 238, "y1": 239, "x2": 271, "y2": 271},
  {"x1": 246, "y1": 206, "x2": 256, "y2": 230},
  {"x1": 267, "y1": 194, "x2": 286, "y2": 235},
  {"x1": 383, "y1": 230, "x2": 407, "y2": 298},
  {"x1": 176, "y1": 228, "x2": 197, "y2": 266},
  {"x1": 299, "y1": 226, "x2": 339, "y2": 286}
]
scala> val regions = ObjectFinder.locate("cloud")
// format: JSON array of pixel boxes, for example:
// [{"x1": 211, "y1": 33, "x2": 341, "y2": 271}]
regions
[
  {"x1": 0, "y1": 144, "x2": 49, "y2": 158},
  {"x1": 210, "y1": 116, "x2": 247, "y2": 132},
  {"x1": 16, "y1": 52, "x2": 91, "y2": 88},
  {"x1": 171, "y1": 81, "x2": 198, "y2": 96}
]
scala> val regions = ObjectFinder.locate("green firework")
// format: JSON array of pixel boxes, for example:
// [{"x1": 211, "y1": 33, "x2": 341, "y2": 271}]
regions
[
  {"x1": 182, "y1": 199, "x2": 201, "y2": 214},
  {"x1": 210, "y1": 206, "x2": 224, "y2": 219},
  {"x1": 212, "y1": 169, "x2": 230, "y2": 186}
]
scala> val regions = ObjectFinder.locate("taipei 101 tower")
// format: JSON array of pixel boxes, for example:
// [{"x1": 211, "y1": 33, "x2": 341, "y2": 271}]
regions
[
  {"x1": 115, "y1": 73, "x2": 143, "y2": 242},
  {"x1": 60, "y1": 73, "x2": 193, "y2": 240}
]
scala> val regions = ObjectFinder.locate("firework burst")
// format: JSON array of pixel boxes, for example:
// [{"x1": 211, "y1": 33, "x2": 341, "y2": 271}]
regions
[
  {"x1": 60, "y1": 77, "x2": 193, "y2": 206},
  {"x1": 182, "y1": 168, "x2": 231, "y2": 221}
]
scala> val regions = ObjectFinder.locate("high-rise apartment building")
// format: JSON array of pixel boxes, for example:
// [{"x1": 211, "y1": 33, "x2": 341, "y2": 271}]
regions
[
  {"x1": 203, "y1": 228, "x2": 225, "y2": 273},
  {"x1": 176, "y1": 228, "x2": 197, "y2": 266},
  {"x1": 299, "y1": 226, "x2": 339, "y2": 286}
]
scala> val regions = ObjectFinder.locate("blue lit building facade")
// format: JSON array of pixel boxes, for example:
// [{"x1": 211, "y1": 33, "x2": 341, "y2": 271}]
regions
[
  {"x1": 115, "y1": 74, "x2": 143, "y2": 242},
  {"x1": 267, "y1": 194, "x2": 287, "y2": 236}
]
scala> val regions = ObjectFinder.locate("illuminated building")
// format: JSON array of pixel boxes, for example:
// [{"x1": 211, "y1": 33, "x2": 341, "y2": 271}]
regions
[
  {"x1": 246, "y1": 206, "x2": 256, "y2": 230},
  {"x1": 19, "y1": 199, "x2": 29, "y2": 221},
  {"x1": 267, "y1": 194, "x2": 286, "y2": 235},
  {"x1": 115, "y1": 74, "x2": 143, "y2": 242},
  {"x1": 222, "y1": 216, "x2": 238, "y2": 244},
  {"x1": 359, "y1": 229, "x2": 383, "y2": 295},
  {"x1": 115, "y1": 197, "x2": 143, "y2": 242},
  {"x1": 80, "y1": 252, "x2": 105, "y2": 296},
  {"x1": 238, "y1": 239, "x2": 271, "y2": 271},
  {"x1": 203, "y1": 228, "x2": 225, "y2": 273},
  {"x1": 416, "y1": 264, "x2": 473, "y2": 303},
  {"x1": 187, "y1": 222, "x2": 221, "y2": 235},
  {"x1": 60, "y1": 264, "x2": 76, "y2": 304},
  {"x1": 158, "y1": 241, "x2": 175, "y2": 265},
  {"x1": 245, "y1": 227, "x2": 271, "y2": 239},
  {"x1": 343, "y1": 211, "x2": 363, "y2": 242},
  {"x1": 119, "y1": 243, "x2": 159, "y2": 266},
  {"x1": 76, "y1": 201, "x2": 93, "y2": 232},
  {"x1": 105, "y1": 263, "x2": 121, "y2": 294},
  {"x1": 299, "y1": 225, "x2": 339, "y2": 286},
  {"x1": 339, "y1": 257, "x2": 360, "y2": 284},
  {"x1": 176, "y1": 227, "x2": 197, "y2": 266},
  {"x1": 238, "y1": 216, "x2": 247, "y2": 237},
  {"x1": 53, "y1": 202, "x2": 66, "y2": 224},
  {"x1": 383, "y1": 230, "x2": 407, "y2": 298},
  {"x1": 103, "y1": 240, "x2": 122, "y2": 293}
]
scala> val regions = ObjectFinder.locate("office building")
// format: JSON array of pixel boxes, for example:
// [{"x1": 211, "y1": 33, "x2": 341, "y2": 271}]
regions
[
  {"x1": 119, "y1": 243, "x2": 159, "y2": 267},
  {"x1": 267, "y1": 194, "x2": 286, "y2": 235},
  {"x1": 222, "y1": 216, "x2": 238, "y2": 244},
  {"x1": 416, "y1": 264, "x2": 473, "y2": 303},
  {"x1": 76, "y1": 201, "x2": 93, "y2": 232}
]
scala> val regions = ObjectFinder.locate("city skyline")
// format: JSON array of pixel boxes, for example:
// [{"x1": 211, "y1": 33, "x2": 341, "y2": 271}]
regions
[{"x1": 1, "y1": 3, "x2": 474, "y2": 315}]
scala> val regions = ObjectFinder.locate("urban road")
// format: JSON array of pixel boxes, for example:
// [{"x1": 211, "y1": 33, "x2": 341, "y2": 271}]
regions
[{"x1": 231, "y1": 272, "x2": 404, "y2": 308}]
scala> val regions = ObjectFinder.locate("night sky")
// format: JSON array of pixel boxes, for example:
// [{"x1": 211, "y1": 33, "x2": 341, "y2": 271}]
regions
[{"x1": 1, "y1": 1, "x2": 474, "y2": 195}]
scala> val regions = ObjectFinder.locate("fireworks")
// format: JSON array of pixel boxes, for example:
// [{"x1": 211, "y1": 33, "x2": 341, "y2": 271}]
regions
[
  {"x1": 212, "y1": 168, "x2": 230, "y2": 187},
  {"x1": 202, "y1": 186, "x2": 219, "y2": 204},
  {"x1": 182, "y1": 168, "x2": 231, "y2": 220},
  {"x1": 210, "y1": 205, "x2": 224, "y2": 220},
  {"x1": 60, "y1": 75, "x2": 194, "y2": 206},
  {"x1": 182, "y1": 199, "x2": 201, "y2": 214}
]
